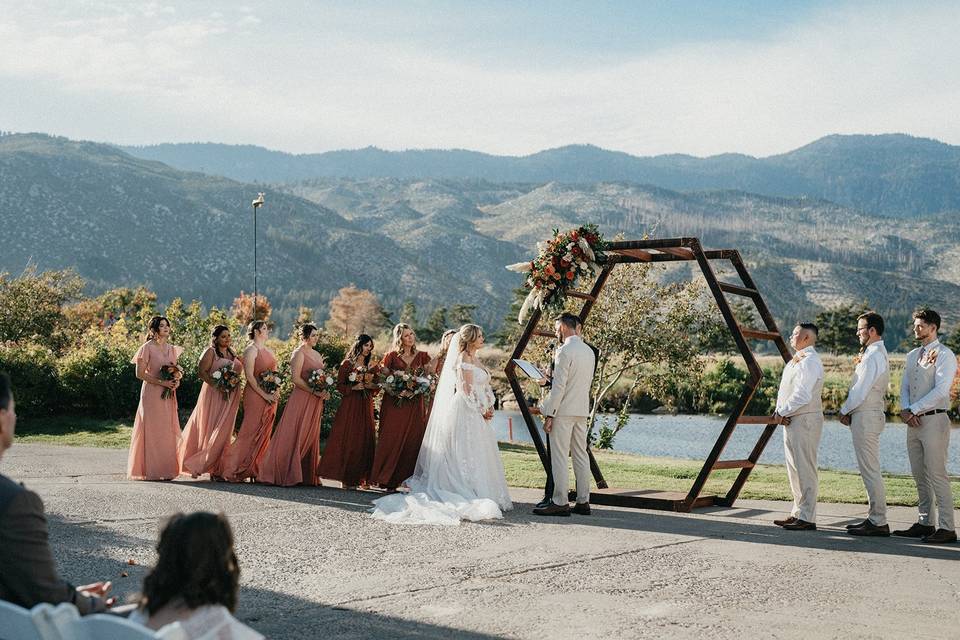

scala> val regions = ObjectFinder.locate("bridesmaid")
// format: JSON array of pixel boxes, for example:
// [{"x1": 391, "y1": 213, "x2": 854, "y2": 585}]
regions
[
  {"x1": 258, "y1": 324, "x2": 329, "y2": 487},
  {"x1": 178, "y1": 325, "x2": 242, "y2": 480},
  {"x1": 370, "y1": 323, "x2": 431, "y2": 491},
  {"x1": 318, "y1": 334, "x2": 380, "y2": 489},
  {"x1": 128, "y1": 316, "x2": 183, "y2": 481},
  {"x1": 220, "y1": 320, "x2": 278, "y2": 482}
]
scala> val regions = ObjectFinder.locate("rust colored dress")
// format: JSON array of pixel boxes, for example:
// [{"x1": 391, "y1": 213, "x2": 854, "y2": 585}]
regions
[
  {"x1": 178, "y1": 352, "x2": 243, "y2": 478},
  {"x1": 127, "y1": 341, "x2": 184, "y2": 481},
  {"x1": 219, "y1": 346, "x2": 279, "y2": 482},
  {"x1": 370, "y1": 350, "x2": 431, "y2": 489},
  {"x1": 317, "y1": 359, "x2": 379, "y2": 486},
  {"x1": 258, "y1": 348, "x2": 326, "y2": 486}
]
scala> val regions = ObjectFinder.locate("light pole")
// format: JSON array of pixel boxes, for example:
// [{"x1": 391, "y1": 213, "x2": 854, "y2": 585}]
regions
[{"x1": 251, "y1": 192, "x2": 265, "y2": 320}]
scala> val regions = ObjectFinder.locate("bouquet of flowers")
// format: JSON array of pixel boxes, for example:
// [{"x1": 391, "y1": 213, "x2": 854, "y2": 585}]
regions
[
  {"x1": 211, "y1": 364, "x2": 242, "y2": 398},
  {"x1": 257, "y1": 370, "x2": 283, "y2": 394},
  {"x1": 505, "y1": 224, "x2": 606, "y2": 323},
  {"x1": 159, "y1": 364, "x2": 184, "y2": 400},
  {"x1": 378, "y1": 368, "x2": 437, "y2": 406},
  {"x1": 306, "y1": 368, "x2": 336, "y2": 396}
]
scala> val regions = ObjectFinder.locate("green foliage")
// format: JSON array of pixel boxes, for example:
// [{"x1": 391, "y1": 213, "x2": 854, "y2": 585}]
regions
[
  {"x1": 0, "y1": 267, "x2": 84, "y2": 349},
  {"x1": 814, "y1": 302, "x2": 871, "y2": 355},
  {"x1": 0, "y1": 342, "x2": 63, "y2": 417},
  {"x1": 419, "y1": 306, "x2": 449, "y2": 343},
  {"x1": 58, "y1": 321, "x2": 142, "y2": 418}
]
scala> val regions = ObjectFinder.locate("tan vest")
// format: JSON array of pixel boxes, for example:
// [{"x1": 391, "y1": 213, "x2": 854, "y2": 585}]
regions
[
  {"x1": 908, "y1": 347, "x2": 941, "y2": 408},
  {"x1": 853, "y1": 358, "x2": 889, "y2": 414},
  {"x1": 782, "y1": 360, "x2": 824, "y2": 416}
]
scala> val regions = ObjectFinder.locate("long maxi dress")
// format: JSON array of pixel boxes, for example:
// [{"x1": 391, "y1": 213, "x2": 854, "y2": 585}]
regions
[
  {"x1": 178, "y1": 353, "x2": 243, "y2": 478},
  {"x1": 219, "y1": 347, "x2": 279, "y2": 482},
  {"x1": 370, "y1": 350, "x2": 431, "y2": 489},
  {"x1": 127, "y1": 341, "x2": 184, "y2": 481},
  {"x1": 258, "y1": 349, "x2": 326, "y2": 487},
  {"x1": 317, "y1": 359, "x2": 379, "y2": 487}
]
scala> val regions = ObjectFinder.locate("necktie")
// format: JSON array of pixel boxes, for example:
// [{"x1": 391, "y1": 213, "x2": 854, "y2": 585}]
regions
[{"x1": 917, "y1": 347, "x2": 926, "y2": 365}]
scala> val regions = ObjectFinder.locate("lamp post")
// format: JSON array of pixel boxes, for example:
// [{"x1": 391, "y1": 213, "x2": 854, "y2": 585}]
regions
[{"x1": 251, "y1": 192, "x2": 265, "y2": 320}]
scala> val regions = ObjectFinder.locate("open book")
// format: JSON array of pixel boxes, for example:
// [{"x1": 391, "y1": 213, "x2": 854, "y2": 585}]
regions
[{"x1": 512, "y1": 359, "x2": 546, "y2": 381}]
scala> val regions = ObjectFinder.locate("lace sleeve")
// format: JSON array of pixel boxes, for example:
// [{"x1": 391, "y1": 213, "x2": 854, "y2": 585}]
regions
[{"x1": 457, "y1": 360, "x2": 490, "y2": 413}]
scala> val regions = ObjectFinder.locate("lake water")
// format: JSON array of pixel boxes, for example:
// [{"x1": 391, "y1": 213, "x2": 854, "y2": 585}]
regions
[{"x1": 490, "y1": 411, "x2": 960, "y2": 475}]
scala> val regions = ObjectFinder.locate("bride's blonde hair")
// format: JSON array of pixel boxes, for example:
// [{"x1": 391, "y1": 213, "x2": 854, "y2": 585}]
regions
[{"x1": 457, "y1": 324, "x2": 483, "y2": 353}]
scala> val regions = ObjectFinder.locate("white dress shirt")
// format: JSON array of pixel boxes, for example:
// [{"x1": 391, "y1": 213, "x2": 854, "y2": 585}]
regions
[
  {"x1": 776, "y1": 346, "x2": 824, "y2": 417},
  {"x1": 900, "y1": 338, "x2": 958, "y2": 415},
  {"x1": 840, "y1": 341, "x2": 888, "y2": 415}
]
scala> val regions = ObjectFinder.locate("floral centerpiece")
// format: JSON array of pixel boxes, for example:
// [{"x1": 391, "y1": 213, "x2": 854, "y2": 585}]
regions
[
  {"x1": 505, "y1": 224, "x2": 606, "y2": 323},
  {"x1": 159, "y1": 364, "x2": 184, "y2": 400},
  {"x1": 211, "y1": 364, "x2": 242, "y2": 398}
]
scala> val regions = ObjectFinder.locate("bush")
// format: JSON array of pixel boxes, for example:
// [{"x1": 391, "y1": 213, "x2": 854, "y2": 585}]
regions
[
  {"x1": 0, "y1": 342, "x2": 63, "y2": 416},
  {"x1": 58, "y1": 324, "x2": 142, "y2": 419}
]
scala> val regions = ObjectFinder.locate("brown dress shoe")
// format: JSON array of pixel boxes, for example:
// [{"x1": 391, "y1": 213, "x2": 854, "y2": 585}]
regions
[
  {"x1": 848, "y1": 521, "x2": 890, "y2": 537},
  {"x1": 782, "y1": 519, "x2": 817, "y2": 531},
  {"x1": 892, "y1": 523, "x2": 936, "y2": 538},
  {"x1": 533, "y1": 502, "x2": 571, "y2": 517},
  {"x1": 773, "y1": 516, "x2": 797, "y2": 527},
  {"x1": 921, "y1": 529, "x2": 958, "y2": 544},
  {"x1": 845, "y1": 518, "x2": 871, "y2": 530},
  {"x1": 571, "y1": 502, "x2": 591, "y2": 515}
]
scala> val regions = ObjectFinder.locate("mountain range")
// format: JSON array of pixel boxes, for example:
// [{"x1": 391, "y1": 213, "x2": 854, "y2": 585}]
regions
[
  {"x1": 4, "y1": 131, "x2": 960, "y2": 343},
  {"x1": 122, "y1": 134, "x2": 960, "y2": 218}
]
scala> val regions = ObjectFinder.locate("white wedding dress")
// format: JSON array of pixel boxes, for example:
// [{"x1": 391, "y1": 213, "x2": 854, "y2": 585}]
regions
[{"x1": 371, "y1": 335, "x2": 513, "y2": 526}]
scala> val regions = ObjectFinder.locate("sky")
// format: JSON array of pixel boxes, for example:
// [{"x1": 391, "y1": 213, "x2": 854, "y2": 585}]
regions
[{"x1": 1, "y1": 0, "x2": 958, "y2": 157}]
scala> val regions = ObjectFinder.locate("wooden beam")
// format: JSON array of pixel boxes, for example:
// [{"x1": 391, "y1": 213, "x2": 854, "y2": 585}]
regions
[{"x1": 610, "y1": 248, "x2": 653, "y2": 261}]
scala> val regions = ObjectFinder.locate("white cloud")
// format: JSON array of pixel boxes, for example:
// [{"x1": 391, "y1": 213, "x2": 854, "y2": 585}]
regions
[{"x1": 0, "y1": 1, "x2": 958, "y2": 156}]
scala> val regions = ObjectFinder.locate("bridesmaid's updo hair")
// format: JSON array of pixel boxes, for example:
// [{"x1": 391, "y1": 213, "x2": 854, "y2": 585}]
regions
[
  {"x1": 348, "y1": 334, "x2": 374, "y2": 367},
  {"x1": 299, "y1": 323, "x2": 318, "y2": 341},
  {"x1": 247, "y1": 320, "x2": 267, "y2": 340},
  {"x1": 457, "y1": 324, "x2": 483, "y2": 353},
  {"x1": 210, "y1": 325, "x2": 235, "y2": 360},
  {"x1": 146, "y1": 316, "x2": 170, "y2": 342},
  {"x1": 392, "y1": 323, "x2": 416, "y2": 356},
  {"x1": 140, "y1": 512, "x2": 240, "y2": 616}
]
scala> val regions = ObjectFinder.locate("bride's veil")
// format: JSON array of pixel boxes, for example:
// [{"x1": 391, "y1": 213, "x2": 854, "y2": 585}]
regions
[{"x1": 409, "y1": 332, "x2": 461, "y2": 485}]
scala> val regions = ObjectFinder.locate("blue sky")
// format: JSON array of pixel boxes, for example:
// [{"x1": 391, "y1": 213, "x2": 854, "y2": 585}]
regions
[{"x1": 1, "y1": 1, "x2": 957, "y2": 156}]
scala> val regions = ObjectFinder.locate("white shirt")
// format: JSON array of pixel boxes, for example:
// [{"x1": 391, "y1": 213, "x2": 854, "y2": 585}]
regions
[
  {"x1": 840, "y1": 341, "x2": 888, "y2": 415},
  {"x1": 900, "y1": 338, "x2": 958, "y2": 415},
  {"x1": 775, "y1": 346, "x2": 824, "y2": 417}
]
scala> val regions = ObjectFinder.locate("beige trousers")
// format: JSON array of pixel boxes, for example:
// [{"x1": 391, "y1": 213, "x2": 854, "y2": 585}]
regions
[
  {"x1": 550, "y1": 416, "x2": 591, "y2": 506},
  {"x1": 850, "y1": 410, "x2": 887, "y2": 526},
  {"x1": 907, "y1": 413, "x2": 955, "y2": 531},
  {"x1": 783, "y1": 412, "x2": 823, "y2": 523}
]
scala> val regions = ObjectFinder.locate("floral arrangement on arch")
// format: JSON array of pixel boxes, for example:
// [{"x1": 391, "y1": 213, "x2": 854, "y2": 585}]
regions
[{"x1": 506, "y1": 224, "x2": 606, "y2": 323}]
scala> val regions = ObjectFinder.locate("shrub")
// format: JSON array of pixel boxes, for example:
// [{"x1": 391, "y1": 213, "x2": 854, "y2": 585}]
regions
[
  {"x1": 58, "y1": 323, "x2": 141, "y2": 418},
  {"x1": 0, "y1": 342, "x2": 63, "y2": 416}
]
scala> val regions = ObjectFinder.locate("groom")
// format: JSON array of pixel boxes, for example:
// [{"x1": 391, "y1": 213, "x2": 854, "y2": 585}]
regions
[{"x1": 533, "y1": 313, "x2": 596, "y2": 517}]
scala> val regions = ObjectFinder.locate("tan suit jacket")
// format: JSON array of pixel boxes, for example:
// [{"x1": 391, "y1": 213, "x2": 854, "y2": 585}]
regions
[{"x1": 0, "y1": 473, "x2": 104, "y2": 614}]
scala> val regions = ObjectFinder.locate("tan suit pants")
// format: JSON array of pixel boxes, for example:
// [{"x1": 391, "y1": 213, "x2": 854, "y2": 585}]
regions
[
  {"x1": 850, "y1": 410, "x2": 887, "y2": 526},
  {"x1": 907, "y1": 413, "x2": 955, "y2": 531},
  {"x1": 783, "y1": 412, "x2": 823, "y2": 523},
  {"x1": 550, "y1": 416, "x2": 591, "y2": 506}
]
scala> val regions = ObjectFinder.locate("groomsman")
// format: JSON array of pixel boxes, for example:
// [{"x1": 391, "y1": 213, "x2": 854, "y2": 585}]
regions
[
  {"x1": 772, "y1": 323, "x2": 825, "y2": 531},
  {"x1": 838, "y1": 312, "x2": 890, "y2": 536},
  {"x1": 894, "y1": 309, "x2": 957, "y2": 544}
]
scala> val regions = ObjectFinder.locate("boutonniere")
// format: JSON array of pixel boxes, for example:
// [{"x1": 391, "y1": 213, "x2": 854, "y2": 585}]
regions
[
  {"x1": 924, "y1": 350, "x2": 939, "y2": 366},
  {"x1": 791, "y1": 351, "x2": 808, "y2": 365},
  {"x1": 853, "y1": 348, "x2": 865, "y2": 367}
]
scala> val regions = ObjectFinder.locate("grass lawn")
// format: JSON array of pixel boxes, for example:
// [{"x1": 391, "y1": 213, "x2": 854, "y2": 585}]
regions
[{"x1": 14, "y1": 417, "x2": 958, "y2": 508}]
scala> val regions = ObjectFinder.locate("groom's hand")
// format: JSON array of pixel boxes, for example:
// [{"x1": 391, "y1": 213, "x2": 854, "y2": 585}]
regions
[{"x1": 543, "y1": 417, "x2": 553, "y2": 433}]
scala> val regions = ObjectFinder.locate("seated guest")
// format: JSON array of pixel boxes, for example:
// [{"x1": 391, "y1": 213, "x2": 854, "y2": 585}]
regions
[
  {"x1": 131, "y1": 511, "x2": 262, "y2": 639},
  {"x1": 0, "y1": 372, "x2": 111, "y2": 613}
]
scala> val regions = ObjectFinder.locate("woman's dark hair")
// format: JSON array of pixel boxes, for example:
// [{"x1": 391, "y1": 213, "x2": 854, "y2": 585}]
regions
[
  {"x1": 146, "y1": 316, "x2": 170, "y2": 342},
  {"x1": 299, "y1": 323, "x2": 318, "y2": 341},
  {"x1": 347, "y1": 334, "x2": 374, "y2": 366},
  {"x1": 140, "y1": 512, "x2": 239, "y2": 615},
  {"x1": 247, "y1": 320, "x2": 267, "y2": 340},
  {"x1": 210, "y1": 325, "x2": 236, "y2": 360}
]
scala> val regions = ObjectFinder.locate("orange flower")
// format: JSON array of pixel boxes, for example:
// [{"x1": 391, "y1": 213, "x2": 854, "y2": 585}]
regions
[{"x1": 566, "y1": 271, "x2": 575, "y2": 280}]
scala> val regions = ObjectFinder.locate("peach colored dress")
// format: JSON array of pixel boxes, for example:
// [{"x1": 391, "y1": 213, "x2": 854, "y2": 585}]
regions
[
  {"x1": 258, "y1": 349, "x2": 326, "y2": 487},
  {"x1": 127, "y1": 341, "x2": 184, "y2": 481},
  {"x1": 220, "y1": 347, "x2": 279, "y2": 482},
  {"x1": 178, "y1": 351, "x2": 243, "y2": 478}
]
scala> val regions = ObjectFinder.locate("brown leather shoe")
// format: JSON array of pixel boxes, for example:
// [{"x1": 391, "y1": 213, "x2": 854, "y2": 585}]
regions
[
  {"x1": 571, "y1": 502, "x2": 591, "y2": 516},
  {"x1": 782, "y1": 519, "x2": 817, "y2": 531},
  {"x1": 533, "y1": 502, "x2": 571, "y2": 517},
  {"x1": 892, "y1": 522, "x2": 936, "y2": 538},
  {"x1": 921, "y1": 529, "x2": 958, "y2": 544},
  {"x1": 848, "y1": 521, "x2": 890, "y2": 537},
  {"x1": 845, "y1": 518, "x2": 871, "y2": 530},
  {"x1": 773, "y1": 516, "x2": 797, "y2": 527}
]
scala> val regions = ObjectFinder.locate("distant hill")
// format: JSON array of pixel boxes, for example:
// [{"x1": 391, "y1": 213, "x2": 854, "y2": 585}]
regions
[{"x1": 123, "y1": 134, "x2": 960, "y2": 217}]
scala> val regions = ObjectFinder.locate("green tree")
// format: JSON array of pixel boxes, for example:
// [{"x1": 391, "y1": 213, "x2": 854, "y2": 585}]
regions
[
  {"x1": 814, "y1": 302, "x2": 870, "y2": 355},
  {"x1": 448, "y1": 303, "x2": 477, "y2": 327},
  {"x1": 0, "y1": 267, "x2": 84, "y2": 348},
  {"x1": 419, "y1": 306, "x2": 448, "y2": 343},
  {"x1": 399, "y1": 300, "x2": 418, "y2": 326}
]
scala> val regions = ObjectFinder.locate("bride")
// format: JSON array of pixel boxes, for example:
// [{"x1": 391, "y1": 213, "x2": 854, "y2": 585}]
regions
[{"x1": 371, "y1": 324, "x2": 512, "y2": 525}]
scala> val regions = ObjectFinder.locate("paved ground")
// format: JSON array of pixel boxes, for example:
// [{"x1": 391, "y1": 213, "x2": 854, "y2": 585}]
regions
[{"x1": 5, "y1": 444, "x2": 960, "y2": 639}]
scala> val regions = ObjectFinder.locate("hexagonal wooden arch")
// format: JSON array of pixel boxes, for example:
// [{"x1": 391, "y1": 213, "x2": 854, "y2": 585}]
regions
[{"x1": 504, "y1": 238, "x2": 792, "y2": 512}]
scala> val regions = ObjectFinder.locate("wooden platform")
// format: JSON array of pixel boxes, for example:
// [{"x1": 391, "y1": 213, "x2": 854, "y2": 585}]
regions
[{"x1": 585, "y1": 488, "x2": 718, "y2": 512}]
